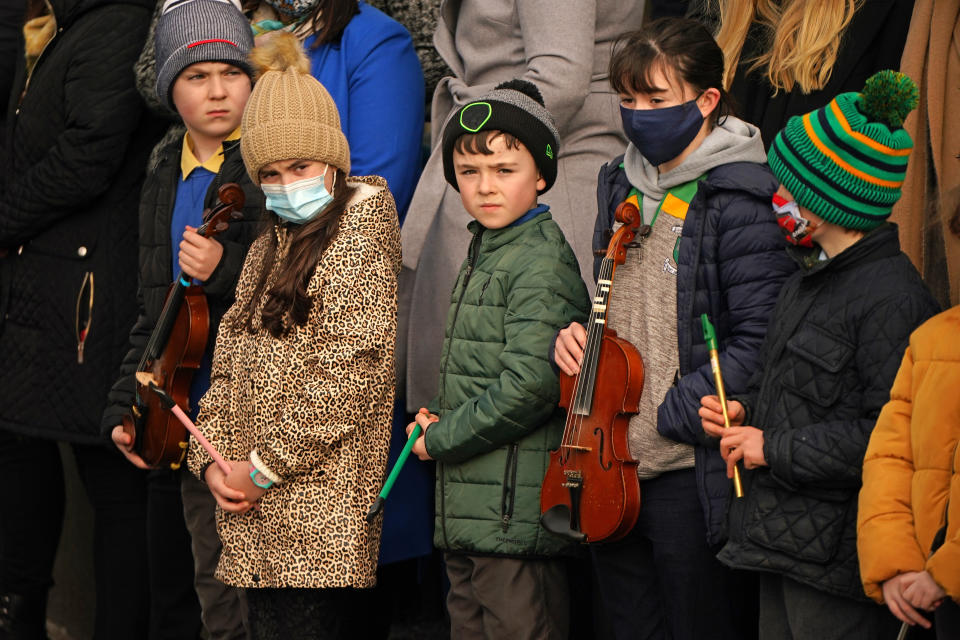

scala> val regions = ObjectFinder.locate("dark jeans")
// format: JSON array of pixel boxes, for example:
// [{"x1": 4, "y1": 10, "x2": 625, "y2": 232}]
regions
[
  {"x1": 758, "y1": 573, "x2": 900, "y2": 640},
  {"x1": 0, "y1": 431, "x2": 149, "y2": 639},
  {"x1": 245, "y1": 587, "x2": 372, "y2": 640},
  {"x1": 590, "y1": 468, "x2": 749, "y2": 640}
]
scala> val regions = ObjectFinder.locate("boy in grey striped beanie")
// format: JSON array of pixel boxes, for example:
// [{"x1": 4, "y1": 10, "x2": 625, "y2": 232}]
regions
[
  {"x1": 155, "y1": 0, "x2": 254, "y2": 107},
  {"x1": 441, "y1": 78, "x2": 560, "y2": 194}
]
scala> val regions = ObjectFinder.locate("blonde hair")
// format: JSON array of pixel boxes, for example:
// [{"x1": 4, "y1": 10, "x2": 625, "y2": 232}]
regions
[{"x1": 712, "y1": 0, "x2": 861, "y2": 94}]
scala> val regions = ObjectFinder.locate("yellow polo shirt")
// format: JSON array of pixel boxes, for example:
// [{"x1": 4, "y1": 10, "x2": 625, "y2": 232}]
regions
[{"x1": 181, "y1": 127, "x2": 241, "y2": 180}]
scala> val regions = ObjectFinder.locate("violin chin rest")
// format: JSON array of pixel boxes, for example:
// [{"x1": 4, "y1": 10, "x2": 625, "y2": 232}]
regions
[{"x1": 540, "y1": 505, "x2": 587, "y2": 543}]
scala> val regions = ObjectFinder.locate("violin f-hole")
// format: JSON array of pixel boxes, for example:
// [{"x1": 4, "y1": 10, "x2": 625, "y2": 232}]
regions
[{"x1": 594, "y1": 427, "x2": 613, "y2": 471}]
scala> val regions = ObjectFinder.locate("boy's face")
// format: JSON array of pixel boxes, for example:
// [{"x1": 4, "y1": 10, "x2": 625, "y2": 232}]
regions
[
  {"x1": 452, "y1": 134, "x2": 546, "y2": 229},
  {"x1": 172, "y1": 62, "x2": 251, "y2": 144}
]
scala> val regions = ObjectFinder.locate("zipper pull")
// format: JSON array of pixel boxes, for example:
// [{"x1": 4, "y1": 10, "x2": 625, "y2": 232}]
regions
[{"x1": 501, "y1": 514, "x2": 511, "y2": 532}]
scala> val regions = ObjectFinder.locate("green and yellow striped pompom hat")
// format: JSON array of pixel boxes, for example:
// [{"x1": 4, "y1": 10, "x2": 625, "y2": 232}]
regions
[{"x1": 768, "y1": 70, "x2": 919, "y2": 230}]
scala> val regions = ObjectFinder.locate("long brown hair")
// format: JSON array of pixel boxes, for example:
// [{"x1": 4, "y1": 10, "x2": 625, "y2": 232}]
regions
[
  {"x1": 238, "y1": 168, "x2": 357, "y2": 337},
  {"x1": 711, "y1": 0, "x2": 861, "y2": 93},
  {"x1": 302, "y1": 0, "x2": 359, "y2": 48}
]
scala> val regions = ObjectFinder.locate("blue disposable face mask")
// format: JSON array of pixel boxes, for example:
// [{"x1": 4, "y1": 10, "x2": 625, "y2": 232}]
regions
[
  {"x1": 261, "y1": 168, "x2": 335, "y2": 224},
  {"x1": 620, "y1": 96, "x2": 705, "y2": 167}
]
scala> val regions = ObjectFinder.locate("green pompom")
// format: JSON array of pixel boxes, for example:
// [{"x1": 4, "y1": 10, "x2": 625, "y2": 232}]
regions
[{"x1": 859, "y1": 70, "x2": 919, "y2": 128}]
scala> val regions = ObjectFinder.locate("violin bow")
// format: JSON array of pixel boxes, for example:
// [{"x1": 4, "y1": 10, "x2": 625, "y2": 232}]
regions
[
  {"x1": 366, "y1": 408, "x2": 438, "y2": 523},
  {"x1": 135, "y1": 372, "x2": 231, "y2": 476}
]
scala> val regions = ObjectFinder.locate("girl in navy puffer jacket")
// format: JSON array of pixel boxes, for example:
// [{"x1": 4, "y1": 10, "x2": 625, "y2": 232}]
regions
[{"x1": 552, "y1": 17, "x2": 794, "y2": 640}]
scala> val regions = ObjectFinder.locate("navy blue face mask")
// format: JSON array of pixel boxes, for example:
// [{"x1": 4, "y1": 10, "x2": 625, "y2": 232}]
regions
[{"x1": 620, "y1": 96, "x2": 705, "y2": 167}]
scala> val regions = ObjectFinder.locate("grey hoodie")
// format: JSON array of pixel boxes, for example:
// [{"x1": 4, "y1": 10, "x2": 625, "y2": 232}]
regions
[{"x1": 624, "y1": 115, "x2": 767, "y2": 223}]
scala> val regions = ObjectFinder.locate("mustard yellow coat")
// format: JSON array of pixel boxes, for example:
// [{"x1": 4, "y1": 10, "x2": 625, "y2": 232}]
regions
[{"x1": 858, "y1": 305, "x2": 960, "y2": 603}]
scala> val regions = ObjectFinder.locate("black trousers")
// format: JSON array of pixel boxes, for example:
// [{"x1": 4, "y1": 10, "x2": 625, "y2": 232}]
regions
[
  {"x1": 146, "y1": 469, "x2": 202, "y2": 640},
  {"x1": 246, "y1": 587, "x2": 372, "y2": 640},
  {"x1": 0, "y1": 431, "x2": 201, "y2": 640},
  {"x1": 590, "y1": 468, "x2": 753, "y2": 640},
  {"x1": 758, "y1": 573, "x2": 900, "y2": 640}
]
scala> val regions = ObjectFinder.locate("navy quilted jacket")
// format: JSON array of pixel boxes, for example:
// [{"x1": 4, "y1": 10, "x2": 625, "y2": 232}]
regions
[
  {"x1": 717, "y1": 223, "x2": 940, "y2": 599},
  {"x1": 594, "y1": 158, "x2": 796, "y2": 545}
]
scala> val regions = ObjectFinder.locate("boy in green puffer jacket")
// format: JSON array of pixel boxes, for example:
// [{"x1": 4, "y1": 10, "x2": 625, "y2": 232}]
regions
[{"x1": 406, "y1": 79, "x2": 590, "y2": 639}]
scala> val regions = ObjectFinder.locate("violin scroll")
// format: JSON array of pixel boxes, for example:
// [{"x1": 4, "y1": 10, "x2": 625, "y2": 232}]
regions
[
  {"x1": 214, "y1": 183, "x2": 244, "y2": 209},
  {"x1": 606, "y1": 200, "x2": 644, "y2": 265}
]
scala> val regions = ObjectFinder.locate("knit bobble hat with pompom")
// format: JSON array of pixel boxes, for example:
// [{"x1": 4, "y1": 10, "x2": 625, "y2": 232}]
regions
[
  {"x1": 767, "y1": 70, "x2": 919, "y2": 230},
  {"x1": 241, "y1": 32, "x2": 350, "y2": 184},
  {"x1": 441, "y1": 78, "x2": 560, "y2": 193}
]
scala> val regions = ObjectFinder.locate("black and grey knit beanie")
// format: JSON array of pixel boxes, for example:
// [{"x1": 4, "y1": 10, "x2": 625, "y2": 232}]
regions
[
  {"x1": 441, "y1": 79, "x2": 560, "y2": 193},
  {"x1": 155, "y1": 0, "x2": 255, "y2": 108}
]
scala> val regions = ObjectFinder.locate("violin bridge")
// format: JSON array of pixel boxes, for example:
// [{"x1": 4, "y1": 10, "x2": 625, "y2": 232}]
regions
[{"x1": 562, "y1": 444, "x2": 592, "y2": 452}]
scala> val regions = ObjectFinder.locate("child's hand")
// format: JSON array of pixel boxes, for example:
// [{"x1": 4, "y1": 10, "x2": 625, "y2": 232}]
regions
[
  {"x1": 902, "y1": 570, "x2": 946, "y2": 611},
  {"x1": 406, "y1": 408, "x2": 438, "y2": 461},
  {"x1": 205, "y1": 461, "x2": 256, "y2": 513},
  {"x1": 699, "y1": 395, "x2": 745, "y2": 437},
  {"x1": 717, "y1": 426, "x2": 766, "y2": 477},
  {"x1": 110, "y1": 425, "x2": 153, "y2": 470},
  {"x1": 225, "y1": 461, "x2": 269, "y2": 504},
  {"x1": 554, "y1": 322, "x2": 587, "y2": 376},
  {"x1": 882, "y1": 572, "x2": 932, "y2": 628},
  {"x1": 179, "y1": 226, "x2": 224, "y2": 281}
]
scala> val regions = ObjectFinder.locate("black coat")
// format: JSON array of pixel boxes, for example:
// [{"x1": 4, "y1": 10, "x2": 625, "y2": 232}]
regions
[
  {"x1": 100, "y1": 132, "x2": 265, "y2": 434},
  {"x1": 718, "y1": 224, "x2": 940, "y2": 599},
  {"x1": 0, "y1": 0, "x2": 162, "y2": 443},
  {"x1": 594, "y1": 158, "x2": 796, "y2": 545}
]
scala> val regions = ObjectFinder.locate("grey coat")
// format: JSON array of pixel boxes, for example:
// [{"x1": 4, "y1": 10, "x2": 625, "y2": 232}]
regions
[{"x1": 399, "y1": 0, "x2": 646, "y2": 410}]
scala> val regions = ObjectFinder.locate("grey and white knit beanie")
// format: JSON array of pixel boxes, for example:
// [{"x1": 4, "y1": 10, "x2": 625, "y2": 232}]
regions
[
  {"x1": 155, "y1": 0, "x2": 254, "y2": 108},
  {"x1": 441, "y1": 78, "x2": 560, "y2": 193}
]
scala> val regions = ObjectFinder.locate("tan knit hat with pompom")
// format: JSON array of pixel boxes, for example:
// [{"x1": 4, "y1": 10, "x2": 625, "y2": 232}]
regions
[{"x1": 241, "y1": 32, "x2": 350, "y2": 184}]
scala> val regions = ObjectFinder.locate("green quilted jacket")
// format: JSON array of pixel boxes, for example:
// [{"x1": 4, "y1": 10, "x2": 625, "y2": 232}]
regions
[{"x1": 424, "y1": 210, "x2": 590, "y2": 557}]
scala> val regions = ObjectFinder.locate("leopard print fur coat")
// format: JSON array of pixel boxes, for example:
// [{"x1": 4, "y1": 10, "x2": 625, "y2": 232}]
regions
[{"x1": 188, "y1": 176, "x2": 400, "y2": 589}]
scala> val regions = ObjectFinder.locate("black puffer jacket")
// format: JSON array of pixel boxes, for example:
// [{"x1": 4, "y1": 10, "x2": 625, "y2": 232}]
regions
[
  {"x1": 718, "y1": 223, "x2": 940, "y2": 600},
  {"x1": 594, "y1": 158, "x2": 796, "y2": 545},
  {"x1": 0, "y1": 0, "x2": 162, "y2": 443},
  {"x1": 100, "y1": 131, "x2": 265, "y2": 434}
]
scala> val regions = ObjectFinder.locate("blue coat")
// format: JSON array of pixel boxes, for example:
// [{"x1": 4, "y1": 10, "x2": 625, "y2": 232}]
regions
[
  {"x1": 304, "y1": 1, "x2": 424, "y2": 220},
  {"x1": 594, "y1": 158, "x2": 796, "y2": 544}
]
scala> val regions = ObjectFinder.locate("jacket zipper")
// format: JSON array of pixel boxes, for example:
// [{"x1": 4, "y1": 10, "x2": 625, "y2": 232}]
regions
[
  {"x1": 438, "y1": 229, "x2": 483, "y2": 549},
  {"x1": 501, "y1": 443, "x2": 520, "y2": 532},
  {"x1": 439, "y1": 229, "x2": 483, "y2": 409},
  {"x1": 75, "y1": 271, "x2": 94, "y2": 364}
]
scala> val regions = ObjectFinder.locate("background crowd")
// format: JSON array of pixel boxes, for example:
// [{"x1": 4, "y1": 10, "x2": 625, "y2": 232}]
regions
[{"x1": 0, "y1": 0, "x2": 957, "y2": 639}]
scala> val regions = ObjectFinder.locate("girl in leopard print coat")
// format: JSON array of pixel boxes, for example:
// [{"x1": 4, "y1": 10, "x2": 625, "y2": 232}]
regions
[{"x1": 187, "y1": 34, "x2": 400, "y2": 638}]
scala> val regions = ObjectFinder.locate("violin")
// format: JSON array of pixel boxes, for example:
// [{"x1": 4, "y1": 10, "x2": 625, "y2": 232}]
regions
[
  {"x1": 121, "y1": 184, "x2": 244, "y2": 468},
  {"x1": 540, "y1": 199, "x2": 645, "y2": 543}
]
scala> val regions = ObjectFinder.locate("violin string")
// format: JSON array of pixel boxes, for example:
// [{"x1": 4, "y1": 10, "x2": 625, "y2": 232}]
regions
[
  {"x1": 570, "y1": 257, "x2": 611, "y2": 449},
  {"x1": 574, "y1": 257, "x2": 609, "y2": 447}
]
